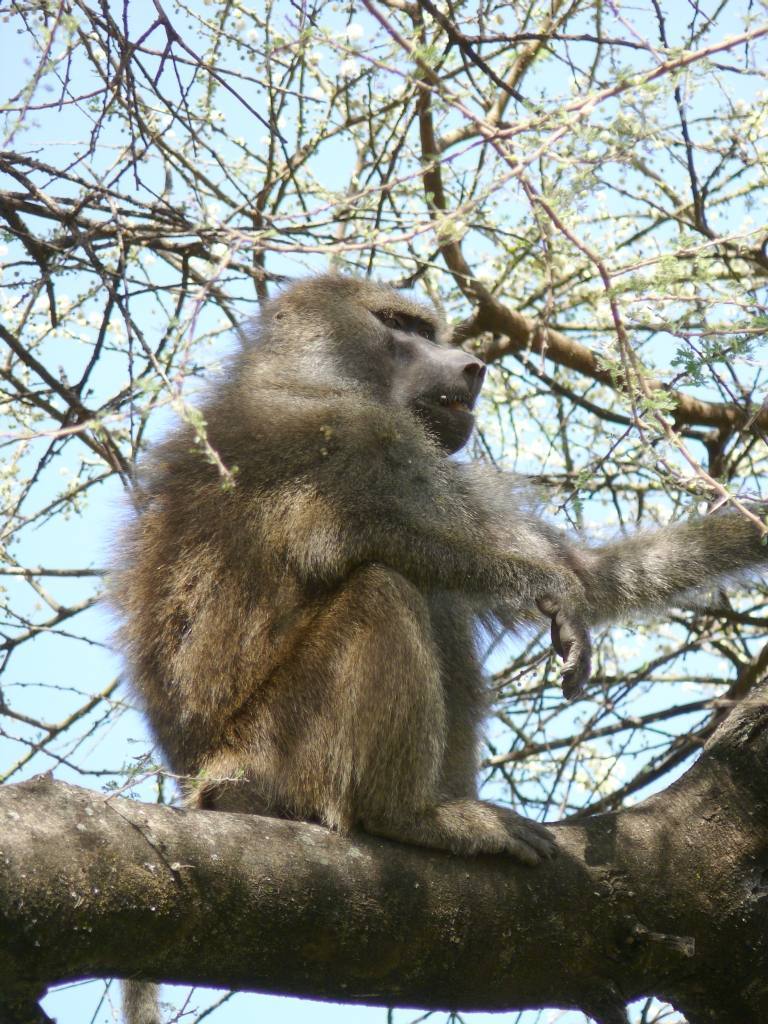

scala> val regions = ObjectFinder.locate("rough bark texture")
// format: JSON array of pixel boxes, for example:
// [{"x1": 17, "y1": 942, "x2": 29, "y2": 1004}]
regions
[{"x1": 0, "y1": 691, "x2": 767, "y2": 1024}]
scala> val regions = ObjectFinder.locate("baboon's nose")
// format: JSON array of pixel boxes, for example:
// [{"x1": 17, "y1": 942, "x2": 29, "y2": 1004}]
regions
[{"x1": 462, "y1": 358, "x2": 486, "y2": 393}]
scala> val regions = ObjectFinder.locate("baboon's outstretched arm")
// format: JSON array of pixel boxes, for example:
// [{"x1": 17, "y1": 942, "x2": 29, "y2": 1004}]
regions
[
  {"x1": 575, "y1": 510, "x2": 768, "y2": 626},
  {"x1": 497, "y1": 507, "x2": 766, "y2": 697}
]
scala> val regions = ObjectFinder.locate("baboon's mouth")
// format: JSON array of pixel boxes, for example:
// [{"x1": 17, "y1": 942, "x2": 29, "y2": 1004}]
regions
[
  {"x1": 420, "y1": 390, "x2": 475, "y2": 415},
  {"x1": 438, "y1": 394, "x2": 472, "y2": 413},
  {"x1": 413, "y1": 392, "x2": 477, "y2": 439}
]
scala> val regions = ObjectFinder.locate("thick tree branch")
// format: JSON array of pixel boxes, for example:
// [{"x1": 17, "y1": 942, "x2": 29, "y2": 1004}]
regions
[{"x1": 1, "y1": 691, "x2": 767, "y2": 1023}]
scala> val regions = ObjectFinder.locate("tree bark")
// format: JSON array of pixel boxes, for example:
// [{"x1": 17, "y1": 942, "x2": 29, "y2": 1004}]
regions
[{"x1": 1, "y1": 691, "x2": 767, "y2": 1024}]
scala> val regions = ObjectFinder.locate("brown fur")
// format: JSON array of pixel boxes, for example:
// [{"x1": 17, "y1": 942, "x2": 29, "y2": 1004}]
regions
[
  {"x1": 112, "y1": 275, "x2": 767, "y2": 1023},
  {"x1": 112, "y1": 276, "x2": 572, "y2": 859}
]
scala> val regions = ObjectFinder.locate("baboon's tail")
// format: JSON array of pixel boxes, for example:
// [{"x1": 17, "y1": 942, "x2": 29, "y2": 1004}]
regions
[{"x1": 121, "y1": 980, "x2": 161, "y2": 1024}]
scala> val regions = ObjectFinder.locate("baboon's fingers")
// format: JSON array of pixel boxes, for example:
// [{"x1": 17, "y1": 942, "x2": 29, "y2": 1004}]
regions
[
  {"x1": 560, "y1": 622, "x2": 592, "y2": 699},
  {"x1": 536, "y1": 596, "x2": 591, "y2": 692},
  {"x1": 506, "y1": 837, "x2": 548, "y2": 866},
  {"x1": 536, "y1": 595, "x2": 565, "y2": 657},
  {"x1": 550, "y1": 615, "x2": 565, "y2": 658},
  {"x1": 503, "y1": 814, "x2": 557, "y2": 863}
]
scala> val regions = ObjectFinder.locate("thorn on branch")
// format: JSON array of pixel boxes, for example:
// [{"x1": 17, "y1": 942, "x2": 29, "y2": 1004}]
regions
[{"x1": 625, "y1": 920, "x2": 695, "y2": 959}]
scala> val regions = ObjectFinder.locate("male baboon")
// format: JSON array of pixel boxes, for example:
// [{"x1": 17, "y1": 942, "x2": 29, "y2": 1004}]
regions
[{"x1": 113, "y1": 275, "x2": 767, "y2": 1023}]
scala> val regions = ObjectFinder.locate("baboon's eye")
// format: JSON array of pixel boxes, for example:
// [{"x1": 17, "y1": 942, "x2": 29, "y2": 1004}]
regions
[
  {"x1": 374, "y1": 310, "x2": 405, "y2": 331},
  {"x1": 374, "y1": 310, "x2": 437, "y2": 341}
]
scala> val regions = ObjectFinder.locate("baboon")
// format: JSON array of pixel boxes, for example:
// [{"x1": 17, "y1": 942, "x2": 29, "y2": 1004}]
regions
[{"x1": 113, "y1": 275, "x2": 767, "y2": 1024}]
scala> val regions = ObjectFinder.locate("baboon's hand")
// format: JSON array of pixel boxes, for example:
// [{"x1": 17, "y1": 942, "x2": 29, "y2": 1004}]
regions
[
  {"x1": 495, "y1": 807, "x2": 557, "y2": 865},
  {"x1": 536, "y1": 595, "x2": 592, "y2": 699},
  {"x1": 364, "y1": 798, "x2": 557, "y2": 864}
]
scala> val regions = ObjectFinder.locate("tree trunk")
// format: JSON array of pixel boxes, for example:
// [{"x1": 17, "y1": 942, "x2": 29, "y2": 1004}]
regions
[{"x1": 1, "y1": 691, "x2": 766, "y2": 1024}]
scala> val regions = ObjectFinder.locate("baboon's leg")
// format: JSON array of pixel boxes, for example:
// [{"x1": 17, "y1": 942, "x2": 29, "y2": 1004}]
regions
[
  {"x1": 309, "y1": 565, "x2": 554, "y2": 863},
  {"x1": 191, "y1": 564, "x2": 554, "y2": 863}
]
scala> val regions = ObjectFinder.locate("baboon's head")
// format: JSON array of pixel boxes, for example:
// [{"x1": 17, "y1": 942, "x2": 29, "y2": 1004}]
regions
[{"x1": 260, "y1": 275, "x2": 486, "y2": 454}]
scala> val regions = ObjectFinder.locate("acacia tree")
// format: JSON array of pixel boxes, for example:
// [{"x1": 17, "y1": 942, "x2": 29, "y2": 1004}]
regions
[{"x1": 1, "y1": 2, "x2": 767, "y2": 1022}]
